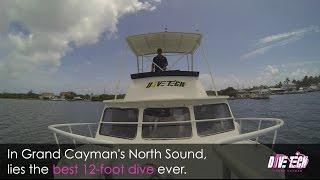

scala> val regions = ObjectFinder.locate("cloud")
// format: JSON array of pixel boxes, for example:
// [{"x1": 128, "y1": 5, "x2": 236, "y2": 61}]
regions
[
  {"x1": 200, "y1": 60, "x2": 320, "y2": 90},
  {"x1": 200, "y1": 73, "x2": 243, "y2": 90},
  {"x1": 0, "y1": 0, "x2": 160, "y2": 81},
  {"x1": 241, "y1": 46, "x2": 271, "y2": 60},
  {"x1": 256, "y1": 26, "x2": 319, "y2": 45},
  {"x1": 254, "y1": 61, "x2": 320, "y2": 86},
  {"x1": 255, "y1": 65, "x2": 280, "y2": 85},
  {"x1": 265, "y1": 65, "x2": 279, "y2": 76},
  {"x1": 290, "y1": 68, "x2": 308, "y2": 78},
  {"x1": 242, "y1": 26, "x2": 320, "y2": 59}
]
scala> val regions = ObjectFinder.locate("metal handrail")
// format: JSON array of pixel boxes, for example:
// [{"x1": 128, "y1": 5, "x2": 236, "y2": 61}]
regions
[
  {"x1": 216, "y1": 118, "x2": 284, "y2": 144},
  {"x1": 48, "y1": 117, "x2": 232, "y2": 128},
  {"x1": 99, "y1": 117, "x2": 233, "y2": 125},
  {"x1": 48, "y1": 123, "x2": 112, "y2": 144},
  {"x1": 49, "y1": 118, "x2": 284, "y2": 179},
  {"x1": 48, "y1": 117, "x2": 283, "y2": 145},
  {"x1": 212, "y1": 118, "x2": 284, "y2": 179}
]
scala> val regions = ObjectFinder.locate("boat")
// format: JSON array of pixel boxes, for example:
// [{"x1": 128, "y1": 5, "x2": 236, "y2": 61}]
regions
[
  {"x1": 68, "y1": 96, "x2": 83, "y2": 101},
  {"x1": 249, "y1": 89, "x2": 270, "y2": 99},
  {"x1": 51, "y1": 97, "x2": 66, "y2": 101},
  {"x1": 48, "y1": 32, "x2": 284, "y2": 178},
  {"x1": 250, "y1": 93, "x2": 270, "y2": 99}
]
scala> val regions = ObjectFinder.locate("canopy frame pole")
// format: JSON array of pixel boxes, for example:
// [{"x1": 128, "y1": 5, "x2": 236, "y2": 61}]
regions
[
  {"x1": 191, "y1": 53, "x2": 194, "y2": 71},
  {"x1": 136, "y1": 56, "x2": 140, "y2": 73},
  {"x1": 187, "y1": 54, "x2": 190, "y2": 71},
  {"x1": 141, "y1": 56, "x2": 144, "y2": 72}
]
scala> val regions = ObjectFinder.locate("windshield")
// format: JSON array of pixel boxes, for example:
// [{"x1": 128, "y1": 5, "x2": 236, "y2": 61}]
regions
[
  {"x1": 194, "y1": 104, "x2": 234, "y2": 136},
  {"x1": 142, "y1": 107, "x2": 192, "y2": 139},
  {"x1": 99, "y1": 108, "x2": 138, "y2": 139}
]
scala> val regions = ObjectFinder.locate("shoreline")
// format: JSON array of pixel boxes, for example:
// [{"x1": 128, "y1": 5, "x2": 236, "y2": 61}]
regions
[
  {"x1": 1, "y1": 91, "x2": 319, "y2": 101},
  {"x1": 228, "y1": 91, "x2": 320, "y2": 100},
  {"x1": 0, "y1": 98, "x2": 105, "y2": 102}
]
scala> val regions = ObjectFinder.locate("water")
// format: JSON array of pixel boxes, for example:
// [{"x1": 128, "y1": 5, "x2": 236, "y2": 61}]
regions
[
  {"x1": 0, "y1": 99, "x2": 104, "y2": 143},
  {"x1": 0, "y1": 92, "x2": 319, "y2": 144},
  {"x1": 229, "y1": 92, "x2": 320, "y2": 144}
]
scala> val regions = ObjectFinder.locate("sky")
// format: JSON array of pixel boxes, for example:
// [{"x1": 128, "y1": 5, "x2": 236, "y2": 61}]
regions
[{"x1": 0, "y1": 0, "x2": 320, "y2": 94}]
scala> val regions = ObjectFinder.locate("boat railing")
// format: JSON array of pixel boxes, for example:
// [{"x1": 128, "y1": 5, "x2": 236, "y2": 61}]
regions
[
  {"x1": 213, "y1": 118, "x2": 284, "y2": 179},
  {"x1": 218, "y1": 118, "x2": 284, "y2": 147},
  {"x1": 48, "y1": 118, "x2": 284, "y2": 179},
  {"x1": 48, "y1": 123, "x2": 106, "y2": 145},
  {"x1": 48, "y1": 117, "x2": 283, "y2": 146}
]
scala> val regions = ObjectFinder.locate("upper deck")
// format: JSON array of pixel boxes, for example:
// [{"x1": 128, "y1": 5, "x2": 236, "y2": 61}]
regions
[
  {"x1": 131, "y1": 70, "x2": 199, "y2": 79},
  {"x1": 122, "y1": 32, "x2": 217, "y2": 101},
  {"x1": 127, "y1": 32, "x2": 202, "y2": 73},
  {"x1": 126, "y1": 32, "x2": 202, "y2": 56}
]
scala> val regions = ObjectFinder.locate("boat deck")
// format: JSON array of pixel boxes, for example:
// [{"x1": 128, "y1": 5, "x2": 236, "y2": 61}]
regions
[{"x1": 103, "y1": 96, "x2": 230, "y2": 107}]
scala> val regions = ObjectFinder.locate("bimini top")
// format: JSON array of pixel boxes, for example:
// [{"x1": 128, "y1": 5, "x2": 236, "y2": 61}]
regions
[{"x1": 126, "y1": 32, "x2": 202, "y2": 56}]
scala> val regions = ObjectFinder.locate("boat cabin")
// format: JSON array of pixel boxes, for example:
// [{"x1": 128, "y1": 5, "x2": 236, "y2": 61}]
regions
[{"x1": 95, "y1": 32, "x2": 239, "y2": 143}]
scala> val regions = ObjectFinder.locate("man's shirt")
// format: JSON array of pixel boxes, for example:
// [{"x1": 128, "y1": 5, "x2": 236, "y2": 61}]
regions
[{"x1": 152, "y1": 54, "x2": 168, "y2": 72}]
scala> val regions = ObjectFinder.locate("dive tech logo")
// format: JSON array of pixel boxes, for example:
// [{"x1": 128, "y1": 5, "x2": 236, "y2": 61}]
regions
[
  {"x1": 267, "y1": 151, "x2": 309, "y2": 172},
  {"x1": 146, "y1": 80, "x2": 186, "y2": 88}
]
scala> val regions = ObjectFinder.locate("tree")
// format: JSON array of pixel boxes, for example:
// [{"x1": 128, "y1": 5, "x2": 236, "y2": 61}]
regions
[
  {"x1": 27, "y1": 90, "x2": 33, "y2": 95},
  {"x1": 26, "y1": 90, "x2": 38, "y2": 99},
  {"x1": 284, "y1": 77, "x2": 290, "y2": 85},
  {"x1": 64, "y1": 92, "x2": 77, "y2": 100},
  {"x1": 274, "y1": 82, "x2": 282, "y2": 88},
  {"x1": 292, "y1": 79, "x2": 297, "y2": 84},
  {"x1": 218, "y1": 87, "x2": 238, "y2": 97}
]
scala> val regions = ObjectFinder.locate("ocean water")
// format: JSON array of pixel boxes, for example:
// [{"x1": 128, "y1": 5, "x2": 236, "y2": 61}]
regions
[
  {"x1": 0, "y1": 92, "x2": 319, "y2": 144},
  {"x1": 229, "y1": 92, "x2": 320, "y2": 144},
  {"x1": 0, "y1": 99, "x2": 104, "y2": 143}
]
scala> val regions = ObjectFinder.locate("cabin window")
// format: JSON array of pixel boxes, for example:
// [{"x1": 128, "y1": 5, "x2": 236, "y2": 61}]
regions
[
  {"x1": 194, "y1": 104, "x2": 234, "y2": 136},
  {"x1": 142, "y1": 107, "x2": 192, "y2": 139},
  {"x1": 99, "y1": 108, "x2": 138, "y2": 139}
]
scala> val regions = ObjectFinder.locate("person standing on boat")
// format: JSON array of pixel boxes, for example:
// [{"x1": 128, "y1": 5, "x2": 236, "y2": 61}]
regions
[{"x1": 152, "y1": 48, "x2": 168, "y2": 72}]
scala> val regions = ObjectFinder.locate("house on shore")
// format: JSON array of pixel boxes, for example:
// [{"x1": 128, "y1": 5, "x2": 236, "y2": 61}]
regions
[
  {"x1": 281, "y1": 83, "x2": 297, "y2": 91},
  {"x1": 269, "y1": 88, "x2": 286, "y2": 94},
  {"x1": 237, "y1": 89, "x2": 250, "y2": 98},
  {"x1": 60, "y1": 92, "x2": 73, "y2": 99},
  {"x1": 39, "y1": 92, "x2": 55, "y2": 100}
]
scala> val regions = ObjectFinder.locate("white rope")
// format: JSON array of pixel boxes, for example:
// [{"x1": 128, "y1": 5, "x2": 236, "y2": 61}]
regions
[{"x1": 200, "y1": 43, "x2": 218, "y2": 96}]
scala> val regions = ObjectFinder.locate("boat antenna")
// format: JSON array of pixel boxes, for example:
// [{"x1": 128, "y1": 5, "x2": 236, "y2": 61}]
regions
[
  {"x1": 114, "y1": 44, "x2": 129, "y2": 100},
  {"x1": 200, "y1": 42, "x2": 218, "y2": 96},
  {"x1": 192, "y1": 24, "x2": 200, "y2": 32}
]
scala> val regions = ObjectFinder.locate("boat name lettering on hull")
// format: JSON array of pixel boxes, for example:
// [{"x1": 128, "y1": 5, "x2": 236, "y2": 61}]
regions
[{"x1": 146, "y1": 80, "x2": 186, "y2": 88}]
